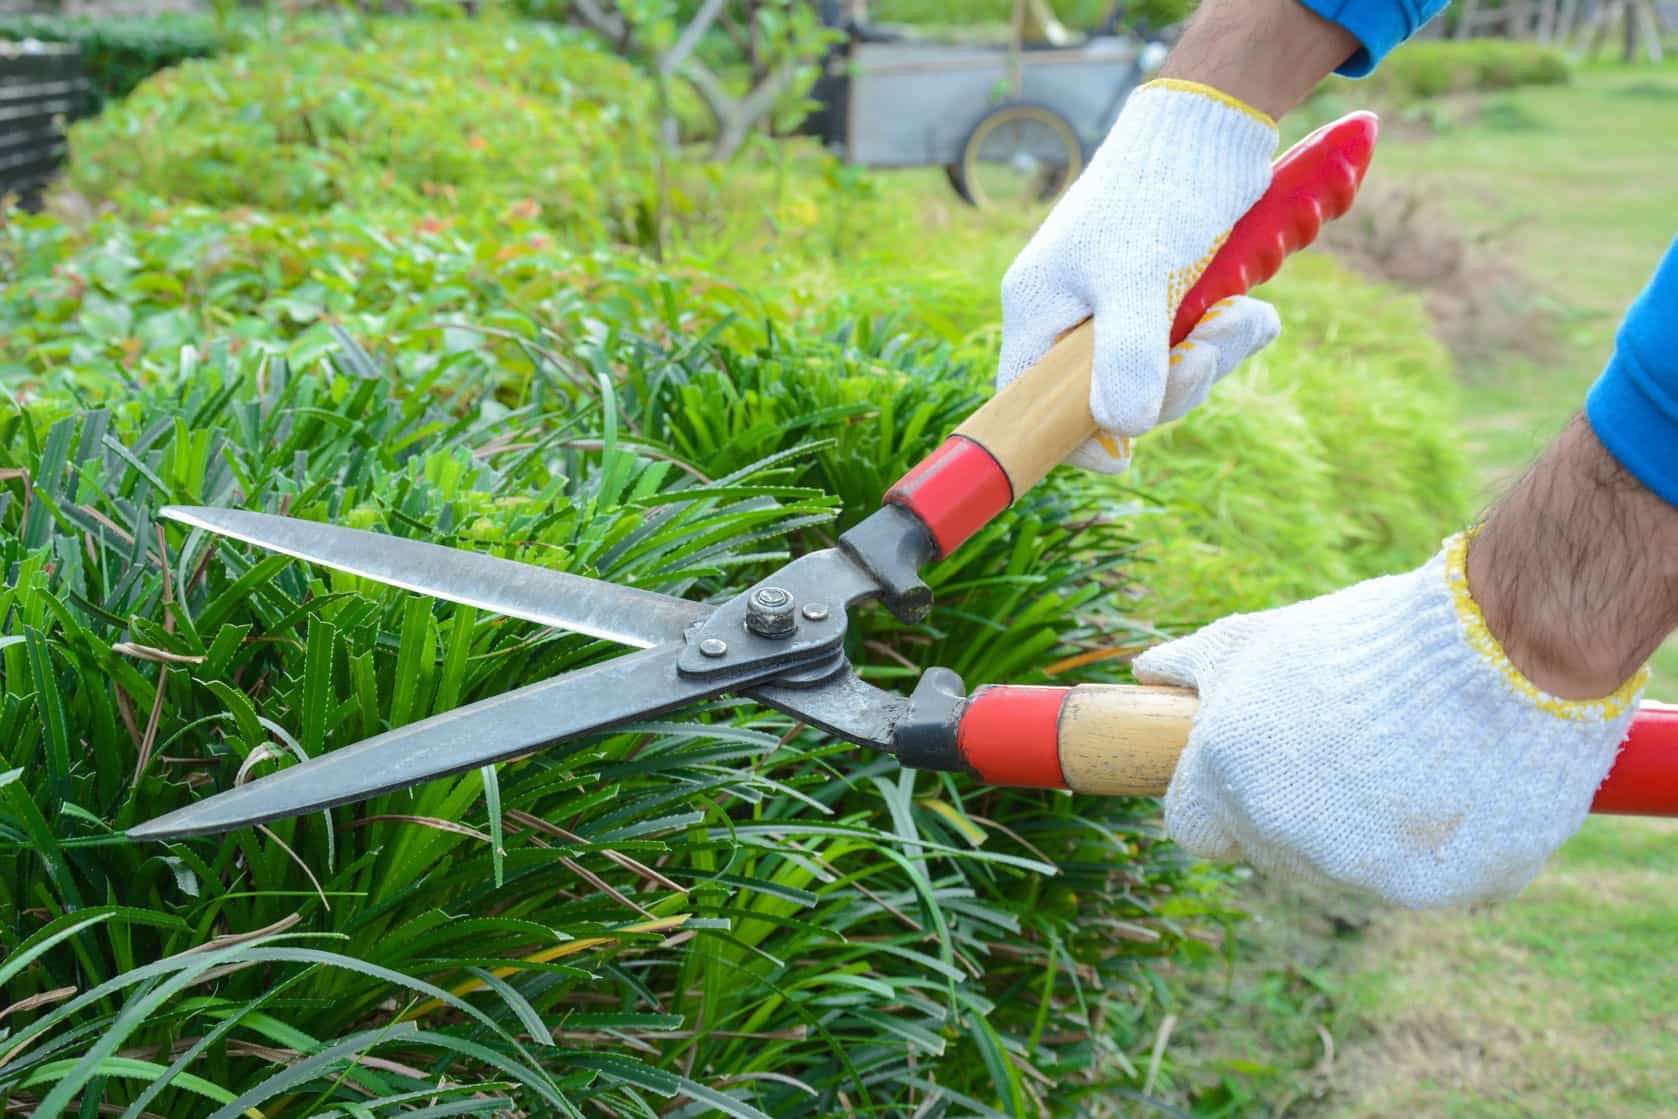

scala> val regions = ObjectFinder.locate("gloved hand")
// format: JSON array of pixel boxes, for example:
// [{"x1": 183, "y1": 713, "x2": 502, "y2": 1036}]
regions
[
  {"x1": 1134, "y1": 533, "x2": 1647, "y2": 908},
  {"x1": 999, "y1": 79, "x2": 1281, "y2": 473}
]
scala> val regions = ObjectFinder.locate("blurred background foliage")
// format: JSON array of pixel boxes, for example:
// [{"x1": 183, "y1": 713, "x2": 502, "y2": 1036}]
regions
[{"x1": 0, "y1": 2, "x2": 1543, "y2": 1115}]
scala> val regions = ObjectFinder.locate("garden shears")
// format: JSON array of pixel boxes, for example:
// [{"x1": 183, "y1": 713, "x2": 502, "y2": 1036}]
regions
[{"x1": 130, "y1": 112, "x2": 1678, "y2": 841}]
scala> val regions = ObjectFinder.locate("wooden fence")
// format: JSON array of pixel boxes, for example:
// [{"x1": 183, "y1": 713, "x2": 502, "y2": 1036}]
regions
[
  {"x1": 0, "y1": 41, "x2": 85, "y2": 208},
  {"x1": 1452, "y1": 0, "x2": 1671, "y2": 58}
]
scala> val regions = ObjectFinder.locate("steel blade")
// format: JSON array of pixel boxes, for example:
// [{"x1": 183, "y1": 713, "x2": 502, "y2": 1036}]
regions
[
  {"x1": 160, "y1": 506, "x2": 708, "y2": 648},
  {"x1": 129, "y1": 643, "x2": 763, "y2": 839},
  {"x1": 747, "y1": 672, "x2": 906, "y2": 753}
]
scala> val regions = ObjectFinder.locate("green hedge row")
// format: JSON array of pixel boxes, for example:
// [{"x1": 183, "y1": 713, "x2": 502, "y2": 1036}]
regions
[
  {"x1": 67, "y1": 19, "x2": 658, "y2": 246},
  {"x1": 0, "y1": 14, "x2": 221, "y2": 109},
  {"x1": 1333, "y1": 38, "x2": 1571, "y2": 104}
]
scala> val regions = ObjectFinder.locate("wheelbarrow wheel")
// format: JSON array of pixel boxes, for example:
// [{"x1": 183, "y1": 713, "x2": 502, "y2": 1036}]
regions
[
  {"x1": 944, "y1": 161, "x2": 970, "y2": 204},
  {"x1": 952, "y1": 103, "x2": 1083, "y2": 210}
]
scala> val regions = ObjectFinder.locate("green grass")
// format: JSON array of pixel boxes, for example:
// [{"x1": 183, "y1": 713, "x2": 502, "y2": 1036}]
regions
[
  {"x1": 1, "y1": 287, "x2": 1225, "y2": 1116},
  {"x1": 1161, "y1": 61, "x2": 1678, "y2": 1118},
  {"x1": 1363, "y1": 62, "x2": 1678, "y2": 692}
]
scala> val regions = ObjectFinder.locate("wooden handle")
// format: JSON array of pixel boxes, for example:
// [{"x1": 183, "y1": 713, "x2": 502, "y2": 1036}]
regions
[
  {"x1": 950, "y1": 684, "x2": 1678, "y2": 814},
  {"x1": 952, "y1": 321, "x2": 1098, "y2": 507},
  {"x1": 1056, "y1": 683, "x2": 1196, "y2": 795},
  {"x1": 883, "y1": 111, "x2": 1381, "y2": 558},
  {"x1": 954, "y1": 682, "x2": 1196, "y2": 795}
]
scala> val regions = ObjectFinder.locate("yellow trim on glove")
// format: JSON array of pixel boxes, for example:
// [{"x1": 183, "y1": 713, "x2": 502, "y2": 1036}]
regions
[
  {"x1": 1139, "y1": 79, "x2": 1277, "y2": 130},
  {"x1": 1444, "y1": 531, "x2": 1647, "y2": 721}
]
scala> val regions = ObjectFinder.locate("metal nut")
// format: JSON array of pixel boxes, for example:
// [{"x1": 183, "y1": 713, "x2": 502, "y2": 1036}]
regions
[
  {"x1": 745, "y1": 586, "x2": 797, "y2": 639},
  {"x1": 800, "y1": 603, "x2": 830, "y2": 622},
  {"x1": 698, "y1": 638, "x2": 729, "y2": 658}
]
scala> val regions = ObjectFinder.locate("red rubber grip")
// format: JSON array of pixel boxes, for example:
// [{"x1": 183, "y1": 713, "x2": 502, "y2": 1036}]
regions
[
  {"x1": 1594, "y1": 704, "x2": 1678, "y2": 816},
  {"x1": 956, "y1": 685, "x2": 1070, "y2": 789},
  {"x1": 1170, "y1": 111, "x2": 1379, "y2": 345},
  {"x1": 884, "y1": 435, "x2": 1013, "y2": 557},
  {"x1": 885, "y1": 112, "x2": 1380, "y2": 561}
]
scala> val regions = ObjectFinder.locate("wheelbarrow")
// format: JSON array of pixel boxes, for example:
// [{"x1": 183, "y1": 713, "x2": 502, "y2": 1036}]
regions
[{"x1": 802, "y1": 0, "x2": 1168, "y2": 208}]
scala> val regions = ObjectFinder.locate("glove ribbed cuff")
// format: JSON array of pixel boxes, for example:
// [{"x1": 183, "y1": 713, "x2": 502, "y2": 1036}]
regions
[
  {"x1": 1442, "y1": 530, "x2": 1646, "y2": 721},
  {"x1": 1112, "y1": 79, "x2": 1280, "y2": 177}
]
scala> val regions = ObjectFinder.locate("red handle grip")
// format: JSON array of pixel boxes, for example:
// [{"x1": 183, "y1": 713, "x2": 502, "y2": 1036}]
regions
[
  {"x1": 950, "y1": 685, "x2": 1678, "y2": 819},
  {"x1": 1169, "y1": 110, "x2": 1379, "y2": 345},
  {"x1": 884, "y1": 111, "x2": 1381, "y2": 560}
]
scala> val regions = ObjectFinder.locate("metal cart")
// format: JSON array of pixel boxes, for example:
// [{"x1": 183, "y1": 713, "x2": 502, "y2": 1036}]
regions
[{"x1": 802, "y1": 1, "x2": 1165, "y2": 208}]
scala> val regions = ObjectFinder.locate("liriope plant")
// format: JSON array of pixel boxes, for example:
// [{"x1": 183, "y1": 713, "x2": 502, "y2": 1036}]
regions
[{"x1": 2, "y1": 325, "x2": 1218, "y2": 1117}]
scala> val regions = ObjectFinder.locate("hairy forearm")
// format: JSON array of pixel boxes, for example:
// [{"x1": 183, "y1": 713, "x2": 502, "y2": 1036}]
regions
[
  {"x1": 1158, "y1": 0, "x2": 1360, "y2": 119},
  {"x1": 1469, "y1": 415, "x2": 1678, "y2": 699}
]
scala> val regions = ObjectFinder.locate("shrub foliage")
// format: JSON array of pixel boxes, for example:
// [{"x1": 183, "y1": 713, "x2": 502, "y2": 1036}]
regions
[
  {"x1": 66, "y1": 20, "x2": 659, "y2": 246},
  {"x1": 0, "y1": 14, "x2": 221, "y2": 109},
  {"x1": 1, "y1": 232, "x2": 1227, "y2": 1113},
  {"x1": 1327, "y1": 39, "x2": 1570, "y2": 105}
]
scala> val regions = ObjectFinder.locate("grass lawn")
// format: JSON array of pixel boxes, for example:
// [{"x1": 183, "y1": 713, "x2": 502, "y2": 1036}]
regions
[
  {"x1": 1167, "y1": 60, "x2": 1678, "y2": 1117},
  {"x1": 1382, "y1": 64, "x2": 1678, "y2": 494}
]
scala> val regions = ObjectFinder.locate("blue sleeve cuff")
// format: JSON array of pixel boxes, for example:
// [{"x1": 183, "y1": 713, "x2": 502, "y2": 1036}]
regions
[
  {"x1": 1297, "y1": 0, "x2": 1452, "y2": 76},
  {"x1": 1586, "y1": 237, "x2": 1678, "y2": 509}
]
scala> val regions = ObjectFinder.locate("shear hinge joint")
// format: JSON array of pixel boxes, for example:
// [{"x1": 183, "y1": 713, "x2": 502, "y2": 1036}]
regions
[
  {"x1": 894, "y1": 667, "x2": 969, "y2": 774},
  {"x1": 838, "y1": 505, "x2": 936, "y2": 623}
]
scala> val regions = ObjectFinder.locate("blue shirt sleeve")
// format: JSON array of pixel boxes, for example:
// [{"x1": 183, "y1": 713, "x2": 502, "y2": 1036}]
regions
[
  {"x1": 1296, "y1": 0, "x2": 1454, "y2": 76},
  {"x1": 1586, "y1": 238, "x2": 1678, "y2": 510}
]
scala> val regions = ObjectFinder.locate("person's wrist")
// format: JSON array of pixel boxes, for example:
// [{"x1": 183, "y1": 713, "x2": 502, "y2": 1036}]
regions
[
  {"x1": 1465, "y1": 416, "x2": 1678, "y2": 701},
  {"x1": 1157, "y1": 0, "x2": 1360, "y2": 119},
  {"x1": 1468, "y1": 528, "x2": 1627, "y2": 700}
]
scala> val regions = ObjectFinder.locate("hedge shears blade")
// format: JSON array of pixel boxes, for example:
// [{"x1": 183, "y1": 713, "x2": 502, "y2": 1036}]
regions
[
  {"x1": 159, "y1": 505, "x2": 708, "y2": 648},
  {"x1": 130, "y1": 111, "x2": 1678, "y2": 843},
  {"x1": 131, "y1": 512, "x2": 909, "y2": 840}
]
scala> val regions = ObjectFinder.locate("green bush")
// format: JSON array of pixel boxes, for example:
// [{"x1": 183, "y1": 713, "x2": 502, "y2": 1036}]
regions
[
  {"x1": 66, "y1": 19, "x2": 659, "y2": 246},
  {"x1": 0, "y1": 220, "x2": 1228, "y2": 1114},
  {"x1": 1132, "y1": 253, "x2": 1466, "y2": 620},
  {"x1": 869, "y1": 0, "x2": 1192, "y2": 31},
  {"x1": 0, "y1": 14, "x2": 222, "y2": 109},
  {"x1": 1328, "y1": 39, "x2": 1570, "y2": 105}
]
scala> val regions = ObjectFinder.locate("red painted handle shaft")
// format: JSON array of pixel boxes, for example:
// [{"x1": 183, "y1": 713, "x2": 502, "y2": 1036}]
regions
[
  {"x1": 1594, "y1": 703, "x2": 1678, "y2": 815},
  {"x1": 886, "y1": 110, "x2": 1381, "y2": 559},
  {"x1": 950, "y1": 686, "x2": 1678, "y2": 819}
]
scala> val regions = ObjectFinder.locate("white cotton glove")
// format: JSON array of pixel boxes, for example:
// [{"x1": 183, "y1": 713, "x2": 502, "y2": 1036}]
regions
[
  {"x1": 1134, "y1": 533, "x2": 1647, "y2": 908},
  {"x1": 999, "y1": 79, "x2": 1280, "y2": 474}
]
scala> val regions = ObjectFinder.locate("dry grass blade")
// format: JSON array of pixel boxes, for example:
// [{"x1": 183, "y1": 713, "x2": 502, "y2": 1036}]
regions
[
  {"x1": 1143, "y1": 1013, "x2": 1177, "y2": 1098},
  {"x1": 341, "y1": 814, "x2": 492, "y2": 842},
  {"x1": 0, "y1": 467, "x2": 32, "y2": 521},
  {"x1": 506, "y1": 809, "x2": 687, "y2": 893},
  {"x1": 1042, "y1": 645, "x2": 1146, "y2": 676},
  {"x1": 224, "y1": 1040, "x2": 432, "y2": 1081},
  {"x1": 558, "y1": 855, "x2": 657, "y2": 920},
  {"x1": 111, "y1": 644, "x2": 206, "y2": 665},
  {"x1": 131, "y1": 664, "x2": 170, "y2": 784},
  {"x1": 259, "y1": 824, "x2": 329, "y2": 912},
  {"x1": 168, "y1": 912, "x2": 302, "y2": 959},
  {"x1": 400, "y1": 915, "x2": 692, "y2": 1024},
  {"x1": 0, "y1": 986, "x2": 76, "y2": 1023},
  {"x1": 555, "y1": 440, "x2": 712, "y2": 482}
]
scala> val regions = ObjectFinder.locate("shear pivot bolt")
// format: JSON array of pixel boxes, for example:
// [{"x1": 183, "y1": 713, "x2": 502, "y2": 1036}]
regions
[
  {"x1": 699, "y1": 638, "x2": 729, "y2": 658},
  {"x1": 746, "y1": 587, "x2": 797, "y2": 639},
  {"x1": 801, "y1": 603, "x2": 830, "y2": 622}
]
